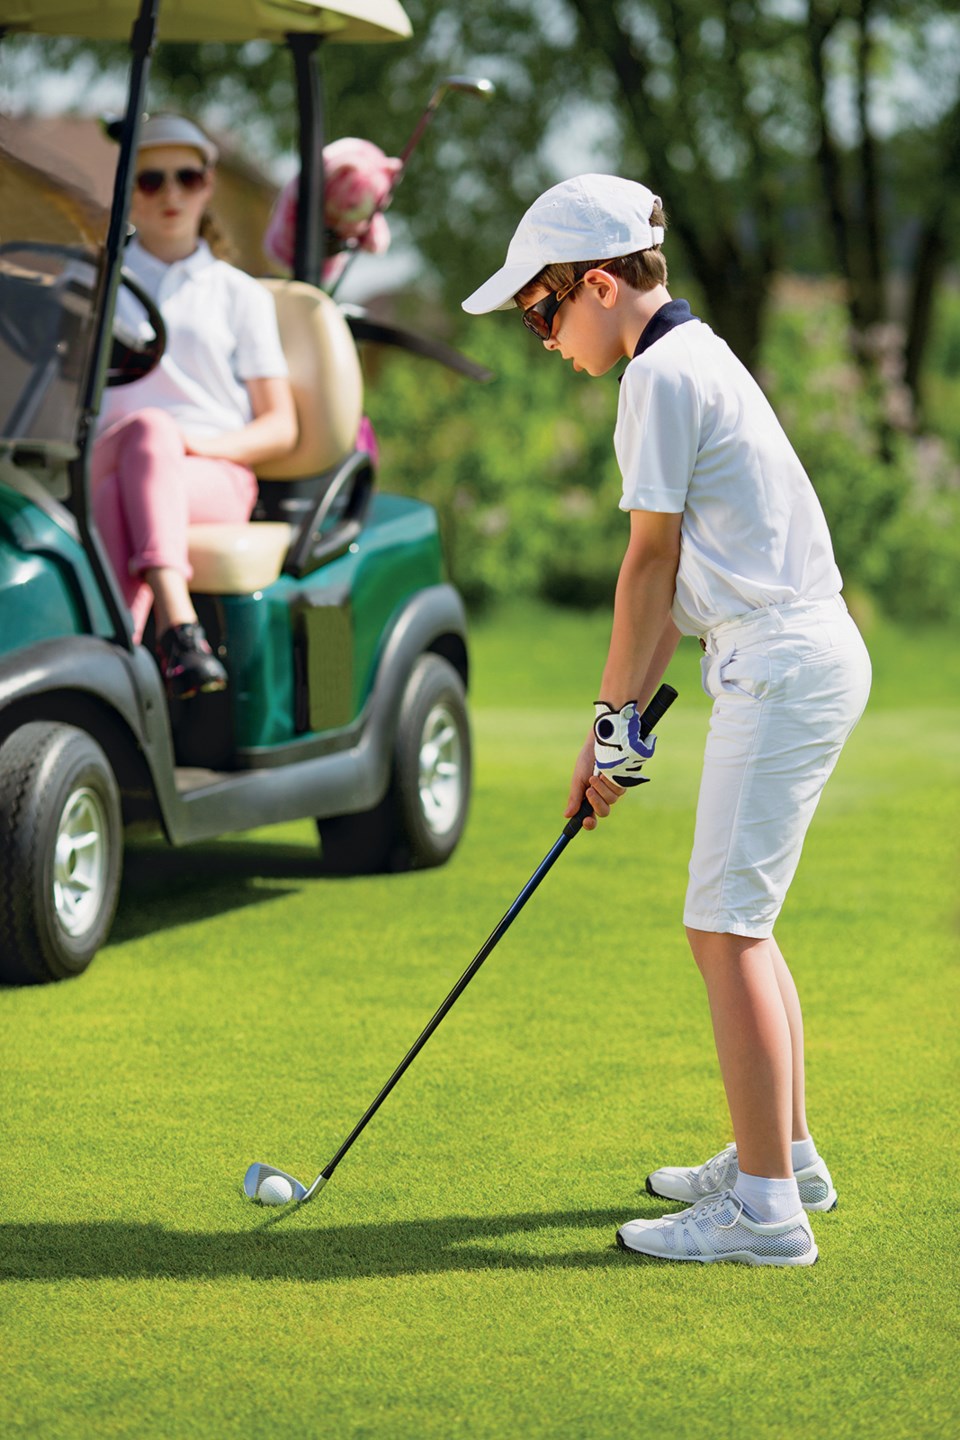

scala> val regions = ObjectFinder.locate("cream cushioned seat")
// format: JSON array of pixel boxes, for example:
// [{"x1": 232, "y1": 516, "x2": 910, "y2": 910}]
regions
[
  {"x1": 186, "y1": 279, "x2": 364, "y2": 595},
  {"x1": 188, "y1": 520, "x2": 295, "y2": 594}
]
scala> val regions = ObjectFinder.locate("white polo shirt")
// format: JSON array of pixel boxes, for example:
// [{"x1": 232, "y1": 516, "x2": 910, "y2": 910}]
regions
[
  {"x1": 99, "y1": 238, "x2": 288, "y2": 437},
  {"x1": 615, "y1": 306, "x2": 842, "y2": 636}
]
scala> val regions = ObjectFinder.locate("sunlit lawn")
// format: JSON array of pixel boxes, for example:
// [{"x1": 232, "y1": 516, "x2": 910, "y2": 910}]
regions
[{"x1": 2, "y1": 604, "x2": 957, "y2": 1439}]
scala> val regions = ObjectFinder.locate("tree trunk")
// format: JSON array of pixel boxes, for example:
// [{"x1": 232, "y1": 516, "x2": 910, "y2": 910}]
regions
[
  {"x1": 904, "y1": 217, "x2": 948, "y2": 418},
  {"x1": 854, "y1": 0, "x2": 886, "y2": 336},
  {"x1": 904, "y1": 94, "x2": 960, "y2": 419},
  {"x1": 565, "y1": 0, "x2": 772, "y2": 373},
  {"x1": 807, "y1": 0, "x2": 898, "y2": 455}
]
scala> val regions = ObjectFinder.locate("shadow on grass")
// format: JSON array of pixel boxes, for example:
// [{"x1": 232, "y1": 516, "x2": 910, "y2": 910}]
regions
[
  {"x1": 0, "y1": 1205, "x2": 667, "y2": 1281},
  {"x1": 110, "y1": 839, "x2": 326, "y2": 945}
]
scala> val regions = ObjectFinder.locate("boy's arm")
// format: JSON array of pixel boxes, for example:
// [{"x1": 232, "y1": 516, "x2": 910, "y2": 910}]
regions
[
  {"x1": 599, "y1": 509, "x2": 682, "y2": 705},
  {"x1": 566, "y1": 508, "x2": 682, "y2": 829},
  {"x1": 634, "y1": 612, "x2": 683, "y2": 715}
]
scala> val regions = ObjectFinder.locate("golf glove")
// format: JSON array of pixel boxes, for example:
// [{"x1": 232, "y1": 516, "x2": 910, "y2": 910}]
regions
[{"x1": 593, "y1": 700, "x2": 657, "y2": 788}]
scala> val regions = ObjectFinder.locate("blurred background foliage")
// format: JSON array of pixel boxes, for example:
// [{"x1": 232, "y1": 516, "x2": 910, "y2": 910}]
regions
[
  {"x1": 9, "y1": 0, "x2": 960, "y2": 619},
  {"x1": 366, "y1": 286, "x2": 960, "y2": 620}
]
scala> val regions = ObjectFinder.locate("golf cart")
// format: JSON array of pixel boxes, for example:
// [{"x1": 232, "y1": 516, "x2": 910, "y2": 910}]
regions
[{"x1": 0, "y1": 0, "x2": 481, "y2": 985}]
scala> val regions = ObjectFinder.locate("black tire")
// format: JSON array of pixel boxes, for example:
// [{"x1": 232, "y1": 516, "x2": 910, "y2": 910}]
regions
[
  {"x1": 318, "y1": 654, "x2": 471, "y2": 875},
  {"x1": 0, "y1": 723, "x2": 123, "y2": 984}
]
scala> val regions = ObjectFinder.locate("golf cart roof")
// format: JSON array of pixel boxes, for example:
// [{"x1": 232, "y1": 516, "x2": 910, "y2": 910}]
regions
[{"x1": 0, "y1": 0, "x2": 411, "y2": 42}]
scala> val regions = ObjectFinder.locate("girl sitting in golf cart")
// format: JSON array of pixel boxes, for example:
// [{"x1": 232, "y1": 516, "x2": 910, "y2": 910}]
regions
[{"x1": 92, "y1": 113, "x2": 298, "y2": 700}]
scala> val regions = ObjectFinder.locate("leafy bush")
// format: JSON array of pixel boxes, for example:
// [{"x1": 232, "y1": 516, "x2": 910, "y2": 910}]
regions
[
  {"x1": 862, "y1": 481, "x2": 960, "y2": 623},
  {"x1": 367, "y1": 324, "x2": 627, "y2": 609},
  {"x1": 761, "y1": 282, "x2": 960, "y2": 623}
]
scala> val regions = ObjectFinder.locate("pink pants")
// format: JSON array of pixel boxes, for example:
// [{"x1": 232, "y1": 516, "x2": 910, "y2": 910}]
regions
[{"x1": 92, "y1": 409, "x2": 258, "y2": 642}]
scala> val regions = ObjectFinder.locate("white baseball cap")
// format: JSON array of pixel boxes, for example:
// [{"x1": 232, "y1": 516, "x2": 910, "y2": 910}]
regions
[
  {"x1": 462, "y1": 174, "x2": 663, "y2": 315},
  {"x1": 137, "y1": 113, "x2": 218, "y2": 166}
]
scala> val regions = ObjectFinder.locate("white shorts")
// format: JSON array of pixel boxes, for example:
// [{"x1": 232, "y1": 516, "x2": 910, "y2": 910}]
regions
[{"x1": 684, "y1": 596, "x2": 872, "y2": 939}]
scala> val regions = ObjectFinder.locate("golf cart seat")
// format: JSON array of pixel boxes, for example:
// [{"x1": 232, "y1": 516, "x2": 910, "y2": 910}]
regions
[{"x1": 186, "y1": 278, "x2": 364, "y2": 594}]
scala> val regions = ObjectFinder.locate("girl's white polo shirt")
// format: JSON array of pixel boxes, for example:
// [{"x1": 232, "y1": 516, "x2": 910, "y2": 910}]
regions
[
  {"x1": 614, "y1": 309, "x2": 842, "y2": 637},
  {"x1": 99, "y1": 238, "x2": 288, "y2": 438}
]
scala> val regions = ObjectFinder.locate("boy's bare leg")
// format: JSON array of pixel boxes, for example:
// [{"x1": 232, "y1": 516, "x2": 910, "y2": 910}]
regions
[
  {"x1": 769, "y1": 937, "x2": 811, "y2": 1143},
  {"x1": 686, "y1": 927, "x2": 793, "y2": 1180}
]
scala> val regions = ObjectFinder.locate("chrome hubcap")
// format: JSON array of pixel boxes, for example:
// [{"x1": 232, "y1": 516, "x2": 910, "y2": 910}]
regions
[
  {"x1": 418, "y1": 702, "x2": 463, "y2": 836},
  {"x1": 53, "y1": 786, "x2": 109, "y2": 938}
]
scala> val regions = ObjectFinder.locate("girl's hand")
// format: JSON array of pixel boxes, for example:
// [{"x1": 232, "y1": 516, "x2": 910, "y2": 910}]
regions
[
  {"x1": 183, "y1": 378, "x2": 297, "y2": 467},
  {"x1": 182, "y1": 432, "x2": 222, "y2": 458}
]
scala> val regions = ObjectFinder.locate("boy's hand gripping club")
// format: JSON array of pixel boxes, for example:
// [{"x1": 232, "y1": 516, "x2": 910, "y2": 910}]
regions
[
  {"x1": 593, "y1": 698, "x2": 658, "y2": 788},
  {"x1": 568, "y1": 682, "x2": 677, "y2": 834}
]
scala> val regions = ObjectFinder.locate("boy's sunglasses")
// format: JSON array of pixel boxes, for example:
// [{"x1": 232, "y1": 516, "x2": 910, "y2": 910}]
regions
[
  {"x1": 521, "y1": 261, "x2": 613, "y2": 339},
  {"x1": 135, "y1": 167, "x2": 209, "y2": 196}
]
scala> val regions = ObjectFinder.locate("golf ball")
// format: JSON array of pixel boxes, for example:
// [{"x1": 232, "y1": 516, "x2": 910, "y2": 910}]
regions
[{"x1": 258, "y1": 1174, "x2": 294, "y2": 1206}]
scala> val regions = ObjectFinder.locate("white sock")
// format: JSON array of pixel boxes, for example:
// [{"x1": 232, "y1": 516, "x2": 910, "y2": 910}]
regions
[
  {"x1": 791, "y1": 1137, "x2": 818, "y2": 1171},
  {"x1": 733, "y1": 1171, "x2": 802, "y2": 1224}
]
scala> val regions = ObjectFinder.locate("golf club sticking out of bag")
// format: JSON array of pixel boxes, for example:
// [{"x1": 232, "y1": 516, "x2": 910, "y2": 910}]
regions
[
  {"x1": 327, "y1": 75, "x2": 496, "y2": 298},
  {"x1": 244, "y1": 682, "x2": 679, "y2": 1213}
]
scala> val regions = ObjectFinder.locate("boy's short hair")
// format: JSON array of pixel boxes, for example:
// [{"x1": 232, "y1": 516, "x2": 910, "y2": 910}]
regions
[{"x1": 515, "y1": 201, "x2": 668, "y2": 309}]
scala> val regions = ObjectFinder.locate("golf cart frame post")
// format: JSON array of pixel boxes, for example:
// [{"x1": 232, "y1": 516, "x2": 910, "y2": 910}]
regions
[
  {"x1": 290, "y1": 31, "x2": 325, "y2": 288},
  {"x1": 70, "y1": 0, "x2": 159, "y2": 651}
]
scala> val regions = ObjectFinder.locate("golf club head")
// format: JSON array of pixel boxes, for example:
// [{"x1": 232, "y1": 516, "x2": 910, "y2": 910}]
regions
[
  {"x1": 441, "y1": 76, "x2": 496, "y2": 99},
  {"x1": 243, "y1": 1162, "x2": 308, "y2": 1204}
]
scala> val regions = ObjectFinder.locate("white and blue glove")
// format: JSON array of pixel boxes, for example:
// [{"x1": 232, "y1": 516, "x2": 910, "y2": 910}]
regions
[{"x1": 593, "y1": 700, "x2": 657, "y2": 788}]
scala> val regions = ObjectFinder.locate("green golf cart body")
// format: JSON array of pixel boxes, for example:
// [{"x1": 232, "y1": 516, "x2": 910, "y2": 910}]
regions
[{"x1": 0, "y1": 0, "x2": 473, "y2": 985}]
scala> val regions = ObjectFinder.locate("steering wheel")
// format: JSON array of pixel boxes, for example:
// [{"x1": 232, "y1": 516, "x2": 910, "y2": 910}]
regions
[{"x1": 0, "y1": 241, "x2": 166, "y2": 387}]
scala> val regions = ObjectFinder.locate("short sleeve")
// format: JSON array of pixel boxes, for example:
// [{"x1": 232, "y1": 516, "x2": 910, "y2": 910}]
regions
[
  {"x1": 615, "y1": 356, "x2": 699, "y2": 514},
  {"x1": 231, "y1": 274, "x2": 289, "y2": 380}
]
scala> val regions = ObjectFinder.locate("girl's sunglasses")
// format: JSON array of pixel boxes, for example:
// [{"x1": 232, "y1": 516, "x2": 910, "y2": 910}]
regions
[
  {"x1": 521, "y1": 261, "x2": 613, "y2": 339},
  {"x1": 135, "y1": 167, "x2": 209, "y2": 196}
]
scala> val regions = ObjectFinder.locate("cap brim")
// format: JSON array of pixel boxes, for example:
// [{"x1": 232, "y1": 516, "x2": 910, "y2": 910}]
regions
[{"x1": 462, "y1": 261, "x2": 542, "y2": 315}]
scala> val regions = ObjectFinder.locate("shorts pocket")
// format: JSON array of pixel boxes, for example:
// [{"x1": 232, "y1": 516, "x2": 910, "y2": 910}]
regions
[{"x1": 701, "y1": 646, "x2": 771, "y2": 702}]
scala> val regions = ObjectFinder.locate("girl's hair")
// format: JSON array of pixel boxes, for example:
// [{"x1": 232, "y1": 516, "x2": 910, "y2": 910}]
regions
[
  {"x1": 515, "y1": 199, "x2": 668, "y2": 308},
  {"x1": 199, "y1": 209, "x2": 235, "y2": 262}
]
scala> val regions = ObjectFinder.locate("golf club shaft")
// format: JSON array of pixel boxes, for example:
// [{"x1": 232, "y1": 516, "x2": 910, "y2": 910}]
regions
[
  {"x1": 327, "y1": 76, "x2": 493, "y2": 298},
  {"x1": 302, "y1": 682, "x2": 678, "y2": 1202},
  {"x1": 396, "y1": 83, "x2": 447, "y2": 169}
]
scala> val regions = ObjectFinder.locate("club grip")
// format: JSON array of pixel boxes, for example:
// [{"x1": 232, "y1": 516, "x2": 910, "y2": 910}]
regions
[
  {"x1": 564, "y1": 682, "x2": 679, "y2": 837},
  {"x1": 637, "y1": 682, "x2": 679, "y2": 740}
]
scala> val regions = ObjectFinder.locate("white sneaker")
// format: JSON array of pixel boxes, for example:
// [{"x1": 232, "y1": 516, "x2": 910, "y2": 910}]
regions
[
  {"x1": 617, "y1": 1191, "x2": 818, "y2": 1267},
  {"x1": 646, "y1": 1143, "x2": 838, "y2": 1212}
]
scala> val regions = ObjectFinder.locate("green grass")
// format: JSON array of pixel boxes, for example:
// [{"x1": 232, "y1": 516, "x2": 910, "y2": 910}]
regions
[{"x1": 2, "y1": 605, "x2": 958, "y2": 1439}]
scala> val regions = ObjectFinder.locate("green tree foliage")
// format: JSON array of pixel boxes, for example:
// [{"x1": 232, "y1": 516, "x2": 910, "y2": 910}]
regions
[{"x1": 28, "y1": 4, "x2": 960, "y2": 401}]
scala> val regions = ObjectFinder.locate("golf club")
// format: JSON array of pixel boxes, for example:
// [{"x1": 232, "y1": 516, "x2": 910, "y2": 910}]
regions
[
  {"x1": 327, "y1": 75, "x2": 496, "y2": 297},
  {"x1": 244, "y1": 681, "x2": 679, "y2": 1213}
]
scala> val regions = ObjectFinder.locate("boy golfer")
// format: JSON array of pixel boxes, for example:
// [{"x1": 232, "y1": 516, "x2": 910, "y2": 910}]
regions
[{"x1": 463, "y1": 175, "x2": 871, "y2": 1266}]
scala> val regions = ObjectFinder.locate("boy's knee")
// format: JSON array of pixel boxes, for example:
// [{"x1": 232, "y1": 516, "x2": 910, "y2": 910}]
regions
[
  {"x1": 687, "y1": 927, "x2": 777, "y2": 980},
  {"x1": 685, "y1": 924, "x2": 709, "y2": 974}
]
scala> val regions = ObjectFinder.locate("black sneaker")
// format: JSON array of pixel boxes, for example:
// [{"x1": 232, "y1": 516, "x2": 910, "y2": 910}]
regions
[{"x1": 156, "y1": 623, "x2": 227, "y2": 700}]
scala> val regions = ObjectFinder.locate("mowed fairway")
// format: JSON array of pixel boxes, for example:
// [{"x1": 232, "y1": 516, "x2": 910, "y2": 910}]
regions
[{"x1": 2, "y1": 604, "x2": 957, "y2": 1440}]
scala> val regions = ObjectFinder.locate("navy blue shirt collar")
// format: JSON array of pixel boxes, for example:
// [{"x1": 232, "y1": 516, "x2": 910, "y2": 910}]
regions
[{"x1": 633, "y1": 298, "x2": 695, "y2": 357}]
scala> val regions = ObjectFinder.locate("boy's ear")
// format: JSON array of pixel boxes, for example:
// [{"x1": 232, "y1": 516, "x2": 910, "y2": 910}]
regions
[{"x1": 586, "y1": 267, "x2": 618, "y2": 307}]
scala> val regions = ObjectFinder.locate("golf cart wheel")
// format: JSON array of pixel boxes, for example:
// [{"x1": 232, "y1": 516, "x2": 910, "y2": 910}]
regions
[
  {"x1": 318, "y1": 654, "x2": 471, "y2": 875},
  {"x1": 0, "y1": 723, "x2": 123, "y2": 985}
]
